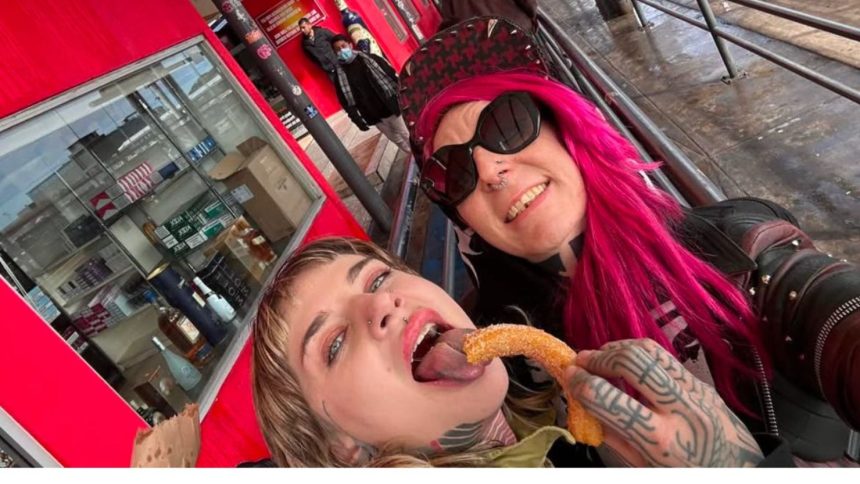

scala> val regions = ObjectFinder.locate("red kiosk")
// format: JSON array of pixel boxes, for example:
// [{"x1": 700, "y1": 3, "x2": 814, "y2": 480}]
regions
[{"x1": 0, "y1": 0, "x2": 438, "y2": 468}]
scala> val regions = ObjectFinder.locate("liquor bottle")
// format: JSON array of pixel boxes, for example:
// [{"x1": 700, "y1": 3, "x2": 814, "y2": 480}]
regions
[
  {"x1": 147, "y1": 264, "x2": 227, "y2": 347},
  {"x1": 145, "y1": 292, "x2": 214, "y2": 368},
  {"x1": 237, "y1": 226, "x2": 276, "y2": 263},
  {"x1": 192, "y1": 276, "x2": 236, "y2": 324},
  {"x1": 151, "y1": 336, "x2": 202, "y2": 392}
]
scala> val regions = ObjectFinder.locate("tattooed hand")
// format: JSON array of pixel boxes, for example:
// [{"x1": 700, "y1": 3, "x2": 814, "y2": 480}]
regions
[{"x1": 564, "y1": 338, "x2": 763, "y2": 467}]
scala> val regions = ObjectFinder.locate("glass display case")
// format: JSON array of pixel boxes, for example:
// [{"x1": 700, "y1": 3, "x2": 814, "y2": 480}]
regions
[{"x1": 0, "y1": 41, "x2": 321, "y2": 420}]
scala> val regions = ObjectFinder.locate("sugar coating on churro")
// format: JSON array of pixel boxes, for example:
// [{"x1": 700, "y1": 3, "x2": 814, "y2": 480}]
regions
[
  {"x1": 463, "y1": 324, "x2": 575, "y2": 382},
  {"x1": 463, "y1": 324, "x2": 605, "y2": 447}
]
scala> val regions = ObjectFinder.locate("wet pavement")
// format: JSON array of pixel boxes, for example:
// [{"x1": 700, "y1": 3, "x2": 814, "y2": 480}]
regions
[{"x1": 544, "y1": 0, "x2": 860, "y2": 260}]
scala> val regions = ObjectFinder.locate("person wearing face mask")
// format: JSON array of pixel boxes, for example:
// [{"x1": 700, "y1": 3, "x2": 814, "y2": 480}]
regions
[
  {"x1": 398, "y1": 17, "x2": 860, "y2": 465},
  {"x1": 329, "y1": 34, "x2": 411, "y2": 154},
  {"x1": 252, "y1": 237, "x2": 794, "y2": 467}
]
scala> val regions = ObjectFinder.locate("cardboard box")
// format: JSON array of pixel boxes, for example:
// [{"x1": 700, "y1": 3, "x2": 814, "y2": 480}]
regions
[{"x1": 209, "y1": 138, "x2": 312, "y2": 242}]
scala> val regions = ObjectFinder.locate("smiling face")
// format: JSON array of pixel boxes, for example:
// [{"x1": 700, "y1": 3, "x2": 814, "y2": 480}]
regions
[
  {"x1": 280, "y1": 253, "x2": 509, "y2": 453},
  {"x1": 432, "y1": 100, "x2": 587, "y2": 263}
]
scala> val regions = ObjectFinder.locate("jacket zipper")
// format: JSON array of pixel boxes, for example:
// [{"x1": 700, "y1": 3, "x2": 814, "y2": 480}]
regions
[
  {"x1": 814, "y1": 296, "x2": 860, "y2": 394},
  {"x1": 752, "y1": 348, "x2": 779, "y2": 435}
]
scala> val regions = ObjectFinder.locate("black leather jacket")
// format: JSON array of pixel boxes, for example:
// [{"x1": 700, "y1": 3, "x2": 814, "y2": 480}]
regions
[{"x1": 460, "y1": 198, "x2": 860, "y2": 462}]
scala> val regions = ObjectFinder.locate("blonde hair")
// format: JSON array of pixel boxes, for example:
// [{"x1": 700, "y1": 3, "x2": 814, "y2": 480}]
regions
[{"x1": 252, "y1": 237, "x2": 556, "y2": 467}]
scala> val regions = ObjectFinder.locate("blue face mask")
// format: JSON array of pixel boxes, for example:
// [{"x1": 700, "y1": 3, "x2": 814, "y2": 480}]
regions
[{"x1": 337, "y1": 47, "x2": 355, "y2": 63}]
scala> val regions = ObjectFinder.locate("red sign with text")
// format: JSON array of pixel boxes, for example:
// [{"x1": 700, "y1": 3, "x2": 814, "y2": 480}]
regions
[{"x1": 257, "y1": 0, "x2": 326, "y2": 47}]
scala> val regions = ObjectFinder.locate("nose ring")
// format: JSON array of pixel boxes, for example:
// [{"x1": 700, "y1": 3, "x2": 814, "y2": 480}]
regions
[
  {"x1": 403, "y1": 317, "x2": 408, "y2": 324},
  {"x1": 367, "y1": 320, "x2": 373, "y2": 326},
  {"x1": 488, "y1": 174, "x2": 508, "y2": 191}
]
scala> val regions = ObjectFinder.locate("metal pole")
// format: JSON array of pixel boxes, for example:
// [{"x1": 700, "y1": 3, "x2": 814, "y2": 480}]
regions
[
  {"x1": 629, "y1": 1, "x2": 650, "y2": 29},
  {"x1": 727, "y1": 0, "x2": 860, "y2": 42},
  {"x1": 712, "y1": 24, "x2": 860, "y2": 104},
  {"x1": 216, "y1": 0, "x2": 393, "y2": 232},
  {"x1": 635, "y1": 0, "x2": 860, "y2": 105},
  {"x1": 537, "y1": 26, "x2": 689, "y2": 205},
  {"x1": 539, "y1": 10, "x2": 725, "y2": 205},
  {"x1": 387, "y1": 158, "x2": 419, "y2": 259},
  {"x1": 694, "y1": 0, "x2": 740, "y2": 80},
  {"x1": 441, "y1": 221, "x2": 457, "y2": 296}
]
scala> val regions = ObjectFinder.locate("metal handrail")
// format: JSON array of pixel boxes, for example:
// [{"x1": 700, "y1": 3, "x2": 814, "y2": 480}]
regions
[
  {"x1": 727, "y1": 0, "x2": 860, "y2": 42},
  {"x1": 441, "y1": 221, "x2": 457, "y2": 296},
  {"x1": 539, "y1": 9, "x2": 726, "y2": 206},
  {"x1": 387, "y1": 157, "x2": 420, "y2": 259},
  {"x1": 631, "y1": 0, "x2": 860, "y2": 104},
  {"x1": 536, "y1": 25, "x2": 690, "y2": 206}
]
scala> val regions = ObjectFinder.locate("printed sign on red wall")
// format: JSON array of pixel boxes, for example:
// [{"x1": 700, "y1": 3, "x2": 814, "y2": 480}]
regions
[{"x1": 257, "y1": 0, "x2": 325, "y2": 47}]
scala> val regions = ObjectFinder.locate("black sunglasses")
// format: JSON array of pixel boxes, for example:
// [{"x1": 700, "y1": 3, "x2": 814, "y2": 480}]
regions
[{"x1": 421, "y1": 91, "x2": 542, "y2": 207}]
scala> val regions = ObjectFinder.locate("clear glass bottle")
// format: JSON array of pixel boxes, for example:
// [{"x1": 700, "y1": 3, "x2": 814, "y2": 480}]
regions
[
  {"x1": 151, "y1": 336, "x2": 202, "y2": 392},
  {"x1": 193, "y1": 276, "x2": 236, "y2": 324}
]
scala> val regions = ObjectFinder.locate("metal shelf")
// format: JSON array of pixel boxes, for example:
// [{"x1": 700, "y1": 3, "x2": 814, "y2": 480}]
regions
[
  {"x1": 36, "y1": 233, "x2": 109, "y2": 278},
  {"x1": 61, "y1": 265, "x2": 137, "y2": 310}
]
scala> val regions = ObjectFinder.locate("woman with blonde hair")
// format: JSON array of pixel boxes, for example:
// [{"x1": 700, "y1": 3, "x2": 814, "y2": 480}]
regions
[{"x1": 251, "y1": 237, "x2": 792, "y2": 467}]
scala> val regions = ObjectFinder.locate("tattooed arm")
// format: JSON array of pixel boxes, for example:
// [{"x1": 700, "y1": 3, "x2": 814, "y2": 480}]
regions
[{"x1": 564, "y1": 338, "x2": 764, "y2": 467}]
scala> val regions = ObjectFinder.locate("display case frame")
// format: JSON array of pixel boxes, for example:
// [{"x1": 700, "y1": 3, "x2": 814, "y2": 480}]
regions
[{"x1": 0, "y1": 35, "x2": 325, "y2": 418}]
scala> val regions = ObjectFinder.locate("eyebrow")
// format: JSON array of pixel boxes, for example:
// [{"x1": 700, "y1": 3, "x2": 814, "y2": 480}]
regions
[
  {"x1": 347, "y1": 256, "x2": 374, "y2": 284},
  {"x1": 299, "y1": 257, "x2": 375, "y2": 365},
  {"x1": 301, "y1": 311, "x2": 329, "y2": 366}
]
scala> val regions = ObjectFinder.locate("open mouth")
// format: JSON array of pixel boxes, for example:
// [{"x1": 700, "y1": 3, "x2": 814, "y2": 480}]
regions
[
  {"x1": 409, "y1": 323, "x2": 486, "y2": 383},
  {"x1": 505, "y1": 182, "x2": 549, "y2": 223}
]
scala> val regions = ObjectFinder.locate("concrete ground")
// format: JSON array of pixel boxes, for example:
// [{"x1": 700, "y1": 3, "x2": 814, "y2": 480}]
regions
[
  {"x1": 544, "y1": 0, "x2": 860, "y2": 260},
  {"x1": 298, "y1": 111, "x2": 409, "y2": 231}
]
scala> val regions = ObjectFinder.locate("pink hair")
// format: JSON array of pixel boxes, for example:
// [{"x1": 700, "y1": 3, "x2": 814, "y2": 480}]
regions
[{"x1": 417, "y1": 72, "x2": 768, "y2": 412}]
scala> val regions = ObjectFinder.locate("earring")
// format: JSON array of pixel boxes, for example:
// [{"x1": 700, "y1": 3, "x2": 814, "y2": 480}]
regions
[{"x1": 403, "y1": 317, "x2": 408, "y2": 324}]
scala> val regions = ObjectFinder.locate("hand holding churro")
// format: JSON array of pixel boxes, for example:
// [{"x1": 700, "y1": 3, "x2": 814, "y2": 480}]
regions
[{"x1": 463, "y1": 324, "x2": 604, "y2": 446}]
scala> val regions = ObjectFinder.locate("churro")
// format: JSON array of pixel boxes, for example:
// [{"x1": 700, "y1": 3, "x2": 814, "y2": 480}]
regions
[{"x1": 463, "y1": 324, "x2": 604, "y2": 446}]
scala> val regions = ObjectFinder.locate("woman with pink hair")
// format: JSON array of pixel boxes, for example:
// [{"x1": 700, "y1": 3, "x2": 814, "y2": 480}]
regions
[{"x1": 398, "y1": 16, "x2": 860, "y2": 465}]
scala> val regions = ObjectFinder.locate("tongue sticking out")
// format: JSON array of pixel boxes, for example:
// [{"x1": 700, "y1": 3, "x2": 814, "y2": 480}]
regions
[{"x1": 413, "y1": 328, "x2": 488, "y2": 382}]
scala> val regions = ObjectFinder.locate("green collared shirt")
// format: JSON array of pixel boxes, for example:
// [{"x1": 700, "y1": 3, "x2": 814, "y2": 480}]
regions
[{"x1": 481, "y1": 425, "x2": 577, "y2": 467}]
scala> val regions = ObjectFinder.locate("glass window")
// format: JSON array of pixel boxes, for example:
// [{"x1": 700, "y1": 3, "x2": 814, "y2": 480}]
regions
[
  {"x1": 396, "y1": 0, "x2": 421, "y2": 22},
  {"x1": 0, "y1": 42, "x2": 319, "y2": 421},
  {"x1": 373, "y1": 0, "x2": 409, "y2": 42}
]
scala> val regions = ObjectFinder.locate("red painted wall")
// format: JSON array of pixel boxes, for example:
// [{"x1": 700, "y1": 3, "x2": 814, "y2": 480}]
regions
[
  {"x1": 241, "y1": 0, "x2": 420, "y2": 119},
  {"x1": 0, "y1": 280, "x2": 146, "y2": 467},
  {"x1": 0, "y1": 0, "x2": 205, "y2": 119},
  {"x1": 0, "y1": 0, "x2": 366, "y2": 467}
]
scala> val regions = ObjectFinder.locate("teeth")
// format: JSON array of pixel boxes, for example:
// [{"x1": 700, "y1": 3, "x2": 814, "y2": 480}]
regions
[
  {"x1": 506, "y1": 183, "x2": 547, "y2": 222},
  {"x1": 411, "y1": 324, "x2": 438, "y2": 363}
]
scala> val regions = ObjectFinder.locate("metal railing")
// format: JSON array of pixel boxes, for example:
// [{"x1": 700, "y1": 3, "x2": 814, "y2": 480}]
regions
[
  {"x1": 387, "y1": 158, "x2": 420, "y2": 259},
  {"x1": 538, "y1": 9, "x2": 725, "y2": 206},
  {"x1": 395, "y1": 1, "x2": 860, "y2": 296},
  {"x1": 630, "y1": 0, "x2": 860, "y2": 103}
]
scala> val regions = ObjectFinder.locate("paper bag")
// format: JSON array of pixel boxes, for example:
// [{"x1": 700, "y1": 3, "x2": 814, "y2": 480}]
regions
[{"x1": 130, "y1": 403, "x2": 201, "y2": 467}]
